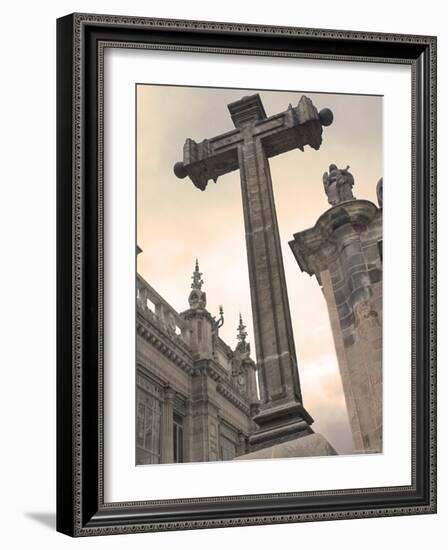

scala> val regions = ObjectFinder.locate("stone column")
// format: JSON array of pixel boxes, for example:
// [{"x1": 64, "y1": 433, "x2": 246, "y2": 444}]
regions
[
  {"x1": 246, "y1": 363, "x2": 258, "y2": 404},
  {"x1": 190, "y1": 365, "x2": 210, "y2": 462},
  {"x1": 183, "y1": 399, "x2": 193, "y2": 463},
  {"x1": 161, "y1": 386, "x2": 175, "y2": 463},
  {"x1": 238, "y1": 135, "x2": 313, "y2": 451},
  {"x1": 289, "y1": 199, "x2": 383, "y2": 453},
  {"x1": 237, "y1": 432, "x2": 248, "y2": 456}
]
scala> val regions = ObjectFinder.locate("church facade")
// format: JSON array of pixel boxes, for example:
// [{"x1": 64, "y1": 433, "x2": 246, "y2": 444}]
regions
[{"x1": 136, "y1": 259, "x2": 259, "y2": 465}]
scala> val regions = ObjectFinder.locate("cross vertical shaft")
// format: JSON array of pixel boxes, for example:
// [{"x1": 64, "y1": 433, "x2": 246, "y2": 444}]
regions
[{"x1": 238, "y1": 130, "x2": 301, "y2": 404}]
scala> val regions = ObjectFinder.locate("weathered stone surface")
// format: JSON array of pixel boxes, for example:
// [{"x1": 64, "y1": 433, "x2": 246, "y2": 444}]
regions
[
  {"x1": 174, "y1": 94, "x2": 334, "y2": 450},
  {"x1": 289, "y1": 188, "x2": 383, "y2": 454},
  {"x1": 235, "y1": 433, "x2": 337, "y2": 460}
]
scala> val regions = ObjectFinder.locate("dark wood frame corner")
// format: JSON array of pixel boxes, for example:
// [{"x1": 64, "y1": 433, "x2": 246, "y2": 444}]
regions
[{"x1": 57, "y1": 12, "x2": 437, "y2": 537}]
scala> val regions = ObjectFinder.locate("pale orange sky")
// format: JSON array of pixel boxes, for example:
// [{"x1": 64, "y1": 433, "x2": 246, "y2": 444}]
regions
[{"x1": 137, "y1": 84, "x2": 382, "y2": 454}]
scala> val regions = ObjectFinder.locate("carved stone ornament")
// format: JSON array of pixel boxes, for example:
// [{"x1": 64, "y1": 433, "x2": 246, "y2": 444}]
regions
[
  {"x1": 323, "y1": 164, "x2": 356, "y2": 206},
  {"x1": 188, "y1": 259, "x2": 207, "y2": 309}
]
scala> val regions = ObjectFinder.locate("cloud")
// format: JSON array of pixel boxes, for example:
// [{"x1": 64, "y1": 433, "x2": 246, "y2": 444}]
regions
[{"x1": 301, "y1": 355, "x2": 353, "y2": 454}]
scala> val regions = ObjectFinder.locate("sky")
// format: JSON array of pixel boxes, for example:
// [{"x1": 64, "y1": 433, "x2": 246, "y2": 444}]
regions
[{"x1": 136, "y1": 84, "x2": 382, "y2": 455}]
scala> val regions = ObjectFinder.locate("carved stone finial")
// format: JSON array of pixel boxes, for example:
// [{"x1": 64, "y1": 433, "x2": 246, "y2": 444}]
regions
[
  {"x1": 173, "y1": 161, "x2": 187, "y2": 179},
  {"x1": 213, "y1": 305, "x2": 224, "y2": 329},
  {"x1": 235, "y1": 313, "x2": 250, "y2": 355},
  {"x1": 237, "y1": 313, "x2": 247, "y2": 343},
  {"x1": 323, "y1": 164, "x2": 356, "y2": 206},
  {"x1": 188, "y1": 259, "x2": 206, "y2": 309},
  {"x1": 228, "y1": 94, "x2": 267, "y2": 129},
  {"x1": 191, "y1": 258, "x2": 204, "y2": 290},
  {"x1": 318, "y1": 108, "x2": 334, "y2": 127}
]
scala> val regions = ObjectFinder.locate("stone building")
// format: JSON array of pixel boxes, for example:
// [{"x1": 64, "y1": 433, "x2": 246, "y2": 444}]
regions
[
  {"x1": 136, "y1": 259, "x2": 259, "y2": 465},
  {"x1": 289, "y1": 169, "x2": 383, "y2": 453}
]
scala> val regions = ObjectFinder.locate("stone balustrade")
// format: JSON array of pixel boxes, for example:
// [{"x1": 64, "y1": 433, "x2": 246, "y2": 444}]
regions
[{"x1": 137, "y1": 274, "x2": 191, "y2": 347}]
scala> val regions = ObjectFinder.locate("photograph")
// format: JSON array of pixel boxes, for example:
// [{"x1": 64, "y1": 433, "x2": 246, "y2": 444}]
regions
[{"x1": 135, "y1": 84, "x2": 383, "y2": 465}]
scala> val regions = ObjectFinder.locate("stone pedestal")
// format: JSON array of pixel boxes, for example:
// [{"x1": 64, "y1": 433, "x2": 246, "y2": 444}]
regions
[
  {"x1": 249, "y1": 402, "x2": 314, "y2": 451},
  {"x1": 236, "y1": 433, "x2": 337, "y2": 460}
]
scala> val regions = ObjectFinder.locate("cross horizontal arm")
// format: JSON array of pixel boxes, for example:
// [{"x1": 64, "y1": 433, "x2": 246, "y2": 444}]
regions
[
  {"x1": 253, "y1": 96, "x2": 330, "y2": 157},
  {"x1": 173, "y1": 94, "x2": 333, "y2": 190},
  {"x1": 174, "y1": 130, "x2": 243, "y2": 190}
]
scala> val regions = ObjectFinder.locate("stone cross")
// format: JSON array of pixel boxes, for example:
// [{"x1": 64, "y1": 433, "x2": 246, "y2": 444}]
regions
[{"x1": 174, "y1": 94, "x2": 333, "y2": 449}]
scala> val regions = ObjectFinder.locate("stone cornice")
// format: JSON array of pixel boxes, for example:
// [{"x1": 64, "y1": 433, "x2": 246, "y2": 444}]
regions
[
  {"x1": 192, "y1": 358, "x2": 226, "y2": 382},
  {"x1": 180, "y1": 307, "x2": 215, "y2": 324},
  {"x1": 137, "y1": 304, "x2": 192, "y2": 353},
  {"x1": 137, "y1": 312, "x2": 194, "y2": 375},
  {"x1": 138, "y1": 311, "x2": 255, "y2": 414},
  {"x1": 192, "y1": 359, "x2": 254, "y2": 415},
  {"x1": 289, "y1": 199, "x2": 380, "y2": 276},
  {"x1": 216, "y1": 382, "x2": 251, "y2": 416}
]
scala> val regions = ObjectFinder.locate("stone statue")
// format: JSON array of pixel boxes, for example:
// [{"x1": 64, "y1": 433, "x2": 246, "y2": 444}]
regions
[{"x1": 323, "y1": 164, "x2": 356, "y2": 206}]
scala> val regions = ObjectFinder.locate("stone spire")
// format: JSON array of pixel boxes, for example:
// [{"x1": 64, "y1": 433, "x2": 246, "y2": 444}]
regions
[
  {"x1": 191, "y1": 258, "x2": 204, "y2": 290},
  {"x1": 237, "y1": 313, "x2": 247, "y2": 343},
  {"x1": 236, "y1": 313, "x2": 250, "y2": 355},
  {"x1": 188, "y1": 259, "x2": 206, "y2": 309},
  {"x1": 213, "y1": 305, "x2": 224, "y2": 330}
]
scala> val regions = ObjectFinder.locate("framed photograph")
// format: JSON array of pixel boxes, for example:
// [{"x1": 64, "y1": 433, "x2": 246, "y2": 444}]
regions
[{"x1": 56, "y1": 13, "x2": 437, "y2": 536}]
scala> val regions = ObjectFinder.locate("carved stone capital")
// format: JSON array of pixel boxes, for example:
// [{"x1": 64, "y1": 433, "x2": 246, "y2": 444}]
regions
[
  {"x1": 289, "y1": 199, "x2": 379, "y2": 276},
  {"x1": 164, "y1": 386, "x2": 176, "y2": 401}
]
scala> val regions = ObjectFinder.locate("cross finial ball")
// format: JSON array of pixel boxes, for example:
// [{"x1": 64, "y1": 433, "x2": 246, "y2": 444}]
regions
[{"x1": 319, "y1": 108, "x2": 334, "y2": 127}]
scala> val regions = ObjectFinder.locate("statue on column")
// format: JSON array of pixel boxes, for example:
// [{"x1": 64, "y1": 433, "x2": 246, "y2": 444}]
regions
[{"x1": 323, "y1": 164, "x2": 356, "y2": 206}]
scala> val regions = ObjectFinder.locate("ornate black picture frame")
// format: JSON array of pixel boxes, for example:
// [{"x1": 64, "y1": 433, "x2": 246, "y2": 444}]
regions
[{"x1": 56, "y1": 13, "x2": 437, "y2": 536}]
